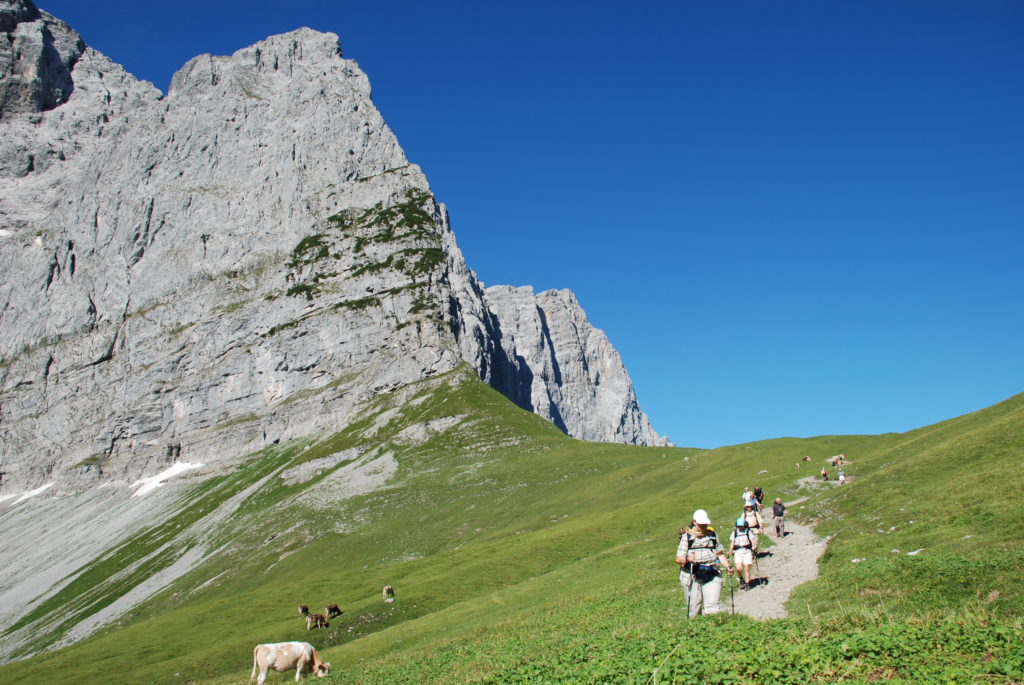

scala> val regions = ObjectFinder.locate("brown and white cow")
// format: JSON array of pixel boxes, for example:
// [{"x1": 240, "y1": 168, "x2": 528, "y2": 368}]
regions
[
  {"x1": 250, "y1": 642, "x2": 329, "y2": 684},
  {"x1": 305, "y1": 613, "x2": 329, "y2": 631},
  {"x1": 324, "y1": 603, "x2": 342, "y2": 618},
  {"x1": 298, "y1": 605, "x2": 309, "y2": 617}
]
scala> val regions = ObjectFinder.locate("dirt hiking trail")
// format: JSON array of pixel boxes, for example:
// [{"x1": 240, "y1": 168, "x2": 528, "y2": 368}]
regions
[{"x1": 728, "y1": 496, "x2": 827, "y2": 620}]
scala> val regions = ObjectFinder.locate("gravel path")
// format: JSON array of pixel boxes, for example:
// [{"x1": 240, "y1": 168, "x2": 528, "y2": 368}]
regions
[{"x1": 726, "y1": 497, "x2": 827, "y2": 620}]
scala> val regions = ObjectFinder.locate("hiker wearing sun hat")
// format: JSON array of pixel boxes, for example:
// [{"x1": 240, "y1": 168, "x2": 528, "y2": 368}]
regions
[
  {"x1": 675, "y1": 509, "x2": 733, "y2": 617},
  {"x1": 741, "y1": 502, "x2": 764, "y2": 554}
]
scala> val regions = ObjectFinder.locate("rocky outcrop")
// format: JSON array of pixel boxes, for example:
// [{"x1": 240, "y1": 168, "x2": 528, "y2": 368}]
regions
[
  {"x1": 0, "y1": 0, "x2": 81, "y2": 116},
  {"x1": 482, "y1": 286, "x2": 670, "y2": 446},
  {"x1": 0, "y1": 1, "x2": 668, "y2": 495}
]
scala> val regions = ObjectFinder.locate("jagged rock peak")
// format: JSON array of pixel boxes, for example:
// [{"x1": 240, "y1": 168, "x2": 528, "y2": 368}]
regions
[
  {"x1": 169, "y1": 28, "x2": 348, "y2": 96},
  {"x1": 481, "y1": 285, "x2": 672, "y2": 447},
  {"x1": 0, "y1": 0, "x2": 84, "y2": 116},
  {"x1": 0, "y1": 0, "x2": 40, "y2": 34}
]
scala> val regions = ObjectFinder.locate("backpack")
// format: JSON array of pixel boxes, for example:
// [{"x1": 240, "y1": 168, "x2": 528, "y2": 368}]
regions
[{"x1": 683, "y1": 529, "x2": 721, "y2": 576}]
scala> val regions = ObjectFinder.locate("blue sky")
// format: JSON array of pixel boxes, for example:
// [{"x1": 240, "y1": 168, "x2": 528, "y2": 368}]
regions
[{"x1": 38, "y1": 1, "x2": 1023, "y2": 448}]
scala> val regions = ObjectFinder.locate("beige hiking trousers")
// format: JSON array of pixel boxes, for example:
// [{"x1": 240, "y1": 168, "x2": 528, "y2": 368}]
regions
[{"x1": 680, "y1": 569, "x2": 723, "y2": 618}]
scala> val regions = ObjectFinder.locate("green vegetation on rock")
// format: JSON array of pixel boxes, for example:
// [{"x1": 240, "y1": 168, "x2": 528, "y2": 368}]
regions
[{"x1": 284, "y1": 188, "x2": 444, "y2": 307}]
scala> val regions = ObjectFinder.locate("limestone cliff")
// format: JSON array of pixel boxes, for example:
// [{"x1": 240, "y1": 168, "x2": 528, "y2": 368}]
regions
[
  {"x1": 0, "y1": 0, "x2": 669, "y2": 495},
  {"x1": 482, "y1": 286, "x2": 668, "y2": 446}
]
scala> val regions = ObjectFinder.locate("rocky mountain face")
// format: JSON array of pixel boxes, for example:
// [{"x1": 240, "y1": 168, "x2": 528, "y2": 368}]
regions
[{"x1": 0, "y1": 0, "x2": 669, "y2": 496}]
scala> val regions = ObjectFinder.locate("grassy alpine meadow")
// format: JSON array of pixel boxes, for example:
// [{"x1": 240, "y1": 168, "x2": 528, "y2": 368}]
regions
[{"x1": 1, "y1": 368, "x2": 1021, "y2": 683}]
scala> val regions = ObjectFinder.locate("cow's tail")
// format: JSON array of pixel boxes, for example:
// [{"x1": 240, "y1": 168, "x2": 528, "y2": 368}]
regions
[{"x1": 250, "y1": 645, "x2": 259, "y2": 683}]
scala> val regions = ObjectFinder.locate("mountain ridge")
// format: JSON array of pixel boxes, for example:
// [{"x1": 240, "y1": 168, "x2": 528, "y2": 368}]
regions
[{"x1": 0, "y1": 1, "x2": 668, "y2": 499}]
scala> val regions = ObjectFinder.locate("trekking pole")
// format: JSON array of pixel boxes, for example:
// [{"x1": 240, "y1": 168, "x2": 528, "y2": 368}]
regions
[{"x1": 728, "y1": 568, "x2": 735, "y2": 614}]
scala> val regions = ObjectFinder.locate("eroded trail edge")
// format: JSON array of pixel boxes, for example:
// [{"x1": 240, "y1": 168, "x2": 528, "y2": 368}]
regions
[{"x1": 729, "y1": 498, "x2": 826, "y2": 620}]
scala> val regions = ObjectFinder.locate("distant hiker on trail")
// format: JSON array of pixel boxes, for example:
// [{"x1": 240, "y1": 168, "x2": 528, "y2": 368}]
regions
[
  {"x1": 838, "y1": 469, "x2": 846, "y2": 485},
  {"x1": 729, "y1": 517, "x2": 756, "y2": 589},
  {"x1": 742, "y1": 487, "x2": 753, "y2": 506},
  {"x1": 742, "y1": 503, "x2": 764, "y2": 553},
  {"x1": 772, "y1": 498, "x2": 786, "y2": 537},
  {"x1": 676, "y1": 509, "x2": 733, "y2": 618},
  {"x1": 821, "y1": 467, "x2": 828, "y2": 482},
  {"x1": 754, "y1": 486, "x2": 765, "y2": 509}
]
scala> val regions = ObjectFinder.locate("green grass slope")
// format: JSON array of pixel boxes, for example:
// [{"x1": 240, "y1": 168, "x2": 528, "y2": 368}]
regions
[{"x1": 1, "y1": 370, "x2": 1021, "y2": 684}]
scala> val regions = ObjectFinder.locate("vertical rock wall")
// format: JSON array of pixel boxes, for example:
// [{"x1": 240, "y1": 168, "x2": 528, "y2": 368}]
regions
[{"x1": 0, "y1": 1, "x2": 669, "y2": 495}]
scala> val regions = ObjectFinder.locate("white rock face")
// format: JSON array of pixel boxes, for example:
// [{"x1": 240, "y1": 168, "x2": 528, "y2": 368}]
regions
[
  {"x1": 0, "y1": 0, "x2": 669, "y2": 495},
  {"x1": 483, "y1": 286, "x2": 670, "y2": 446}
]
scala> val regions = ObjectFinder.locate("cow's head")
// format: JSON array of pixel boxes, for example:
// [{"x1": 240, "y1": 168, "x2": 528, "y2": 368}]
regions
[{"x1": 316, "y1": 662, "x2": 331, "y2": 677}]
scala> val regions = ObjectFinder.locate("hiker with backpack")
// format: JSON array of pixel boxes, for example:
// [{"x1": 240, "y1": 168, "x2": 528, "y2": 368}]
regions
[
  {"x1": 729, "y1": 517, "x2": 757, "y2": 589},
  {"x1": 753, "y1": 485, "x2": 765, "y2": 511},
  {"x1": 741, "y1": 503, "x2": 764, "y2": 555},
  {"x1": 676, "y1": 509, "x2": 734, "y2": 617},
  {"x1": 772, "y1": 498, "x2": 786, "y2": 537}
]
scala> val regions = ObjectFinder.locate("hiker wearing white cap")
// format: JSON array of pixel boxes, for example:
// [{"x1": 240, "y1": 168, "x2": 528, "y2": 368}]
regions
[{"x1": 675, "y1": 509, "x2": 733, "y2": 617}]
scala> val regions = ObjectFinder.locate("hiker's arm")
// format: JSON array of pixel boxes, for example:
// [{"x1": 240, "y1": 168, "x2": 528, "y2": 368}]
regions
[{"x1": 675, "y1": 537, "x2": 689, "y2": 566}]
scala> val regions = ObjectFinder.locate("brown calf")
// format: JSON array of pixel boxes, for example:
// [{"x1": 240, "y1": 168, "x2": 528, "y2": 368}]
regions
[{"x1": 305, "y1": 613, "x2": 329, "y2": 631}]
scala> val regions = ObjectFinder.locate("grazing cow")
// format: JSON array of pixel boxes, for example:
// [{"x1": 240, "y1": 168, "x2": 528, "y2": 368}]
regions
[
  {"x1": 298, "y1": 605, "x2": 309, "y2": 617},
  {"x1": 325, "y1": 603, "x2": 342, "y2": 618},
  {"x1": 383, "y1": 585, "x2": 395, "y2": 602},
  {"x1": 251, "y1": 641, "x2": 329, "y2": 684},
  {"x1": 305, "y1": 613, "x2": 329, "y2": 631}
]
